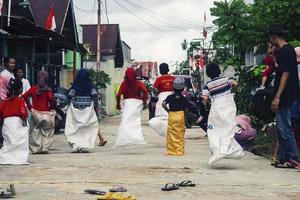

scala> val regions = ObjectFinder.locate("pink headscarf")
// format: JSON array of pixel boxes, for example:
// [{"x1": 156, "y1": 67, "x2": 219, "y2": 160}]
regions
[
  {"x1": 236, "y1": 115, "x2": 252, "y2": 130},
  {"x1": 0, "y1": 75, "x2": 10, "y2": 101}
]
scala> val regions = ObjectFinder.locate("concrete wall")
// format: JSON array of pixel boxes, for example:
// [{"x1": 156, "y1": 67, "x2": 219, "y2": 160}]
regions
[{"x1": 84, "y1": 56, "x2": 127, "y2": 116}]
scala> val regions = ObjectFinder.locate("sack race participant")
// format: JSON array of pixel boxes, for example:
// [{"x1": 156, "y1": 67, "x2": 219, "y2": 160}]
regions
[
  {"x1": 22, "y1": 70, "x2": 55, "y2": 154},
  {"x1": 0, "y1": 79, "x2": 29, "y2": 164},
  {"x1": 235, "y1": 115, "x2": 257, "y2": 150},
  {"x1": 202, "y1": 63, "x2": 244, "y2": 166},
  {"x1": 0, "y1": 75, "x2": 10, "y2": 148},
  {"x1": 65, "y1": 69, "x2": 102, "y2": 153},
  {"x1": 162, "y1": 77, "x2": 188, "y2": 156},
  {"x1": 149, "y1": 63, "x2": 175, "y2": 137},
  {"x1": 114, "y1": 68, "x2": 148, "y2": 148}
]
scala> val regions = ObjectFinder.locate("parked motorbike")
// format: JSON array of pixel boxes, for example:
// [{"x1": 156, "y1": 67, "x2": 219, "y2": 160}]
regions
[
  {"x1": 54, "y1": 87, "x2": 68, "y2": 133},
  {"x1": 183, "y1": 91, "x2": 210, "y2": 132}
]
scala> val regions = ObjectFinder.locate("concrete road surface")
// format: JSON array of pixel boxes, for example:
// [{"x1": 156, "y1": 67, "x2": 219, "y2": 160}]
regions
[{"x1": 1, "y1": 111, "x2": 300, "y2": 200}]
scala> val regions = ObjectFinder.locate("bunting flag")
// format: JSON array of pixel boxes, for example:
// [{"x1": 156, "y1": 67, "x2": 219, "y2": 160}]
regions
[
  {"x1": 0, "y1": 0, "x2": 3, "y2": 16},
  {"x1": 45, "y1": 3, "x2": 56, "y2": 31}
]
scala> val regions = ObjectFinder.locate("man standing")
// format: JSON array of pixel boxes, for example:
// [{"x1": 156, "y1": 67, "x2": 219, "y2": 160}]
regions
[
  {"x1": 269, "y1": 24, "x2": 300, "y2": 169},
  {"x1": 149, "y1": 63, "x2": 175, "y2": 137},
  {"x1": 1, "y1": 58, "x2": 16, "y2": 79}
]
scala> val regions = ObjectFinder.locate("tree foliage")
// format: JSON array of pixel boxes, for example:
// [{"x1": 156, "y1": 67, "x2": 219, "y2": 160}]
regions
[{"x1": 87, "y1": 69, "x2": 111, "y2": 90}]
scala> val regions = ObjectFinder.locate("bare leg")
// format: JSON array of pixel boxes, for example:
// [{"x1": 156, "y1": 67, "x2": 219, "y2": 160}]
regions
[
  {"x1": 98, "y1": 128, "x2": 107, "y2": 146},
  {"x1": 261, "y1": 76, "x2": 267, "y2": 88}
]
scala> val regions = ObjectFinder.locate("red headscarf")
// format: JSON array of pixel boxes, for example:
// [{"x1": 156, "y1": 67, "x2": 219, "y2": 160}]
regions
[{"x1": 123, "y1": 68, "x2": 138, "y2": 95}]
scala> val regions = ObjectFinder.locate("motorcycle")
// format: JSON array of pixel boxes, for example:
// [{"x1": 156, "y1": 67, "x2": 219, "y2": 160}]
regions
[
  {"x1": 54, "y1": 87, "x2": 68, "y2": 133},
  {"x1": 183, "y1": 90, "x2": 210, "y2": 132}
]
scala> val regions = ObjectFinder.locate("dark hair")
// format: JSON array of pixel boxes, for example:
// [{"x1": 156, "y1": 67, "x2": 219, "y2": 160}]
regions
[
  {"x1": 268, "y1": 24, "x2": 288, "y2": 39},
  {"x1": 206, "y1": 63, "x2": 221, "y2": 79},
  {"x1": 159, "y1": 63, "x2": 169, "y2": 75},
  {"x1": 7, "y1": 79, "x2": 23, "y2": 97},
  {"x1": 174, "y1": 88, "x2": 183, "y2": 94},
  {"x1": 16, "y1": 66, "x2": 24, "y2": 71},
  {"x1": 5, "y1": 57, "x2": 16, "y2": 64}
]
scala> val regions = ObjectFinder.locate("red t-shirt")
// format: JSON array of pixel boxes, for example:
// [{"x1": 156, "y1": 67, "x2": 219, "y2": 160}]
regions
[
  {"x1": 0, "y1": 96, "x2": 28, "y2": 120},
  {"x1": 22, "y1": 85, "x2": 54, "y2": 111},
  {"x1": 153, "y1": 75, "x2": 175, "y2": 93}
]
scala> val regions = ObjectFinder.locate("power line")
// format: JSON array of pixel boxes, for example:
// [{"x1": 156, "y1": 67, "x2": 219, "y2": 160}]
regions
[
  {"x1": 104, "y1": 0, "x2": 110, "y2": 24},
  {"x1": 122, "y1": 0, "x2": 206, "y2": 27},
  {"x1": 119, "y1": 0, "x2": 202, "y2": 34},
  {"x1": 112, "y1": 0, "x2": 185, "y2": 39}
]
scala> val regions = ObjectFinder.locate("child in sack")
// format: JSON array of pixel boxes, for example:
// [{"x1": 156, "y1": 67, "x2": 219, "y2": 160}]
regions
[{"x1": 202, "y1": 63, "x2": 244, "y2": 166}]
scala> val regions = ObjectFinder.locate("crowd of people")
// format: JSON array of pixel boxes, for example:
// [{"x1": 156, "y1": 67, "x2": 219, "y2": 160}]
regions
[{"x1": 0, "y1": 24, "x2": 299, "y2": 169}]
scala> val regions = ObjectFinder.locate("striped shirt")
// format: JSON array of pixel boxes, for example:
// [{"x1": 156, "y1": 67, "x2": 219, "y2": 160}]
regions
[{"x1": 202, "y1": 77, "x2": 233, "y2": 97}]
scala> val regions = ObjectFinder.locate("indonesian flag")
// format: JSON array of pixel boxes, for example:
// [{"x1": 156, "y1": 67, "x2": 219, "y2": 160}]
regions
[
  {"x1": 45, "y1": 4, "x2": 56, "y2": 31},
  {"x1": 0, "y1": 0, "x2": 4, "y2": 16}
]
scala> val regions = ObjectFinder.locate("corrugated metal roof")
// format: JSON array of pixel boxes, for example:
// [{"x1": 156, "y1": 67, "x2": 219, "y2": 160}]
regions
[
  {"x1": 81, "y1": 24, "x2": 121, "y2": 55},
  {"x1": 29, "y1": 0, "x2": 70, "y2": 33}
]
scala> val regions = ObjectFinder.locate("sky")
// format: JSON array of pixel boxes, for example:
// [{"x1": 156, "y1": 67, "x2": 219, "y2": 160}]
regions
[{"x1": 73, "y1": 0, "x2": 249, "y2": 65}]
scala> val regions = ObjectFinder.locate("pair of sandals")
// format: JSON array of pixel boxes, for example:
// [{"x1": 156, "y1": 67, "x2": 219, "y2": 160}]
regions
[
  {"x1": 161, "y1": 181, "x2": 196, "y2": 191},
  {"x1": 84, "y1": 185, "x2": 128, "y2": 196},
  {"x1": 0, "y1": 184, "x2": 16, "y2": 199},
  {"x1": 272, "y1": 160, "x2": 300, "y2": 169}
]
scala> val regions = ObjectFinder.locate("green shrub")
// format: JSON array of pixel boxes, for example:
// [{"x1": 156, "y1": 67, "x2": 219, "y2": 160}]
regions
[{"x1": 87, "y1": 69, "x2": 111, "y2": 90}]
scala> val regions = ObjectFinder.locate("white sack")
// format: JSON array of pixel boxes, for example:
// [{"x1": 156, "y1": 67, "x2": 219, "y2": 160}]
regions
[
  {"x1": 65, "y1": 103, "x2": 98, "y2": 152},
  {"x1": 114, "y1": 99, "x2": 147, "y2": 148},
  {"x1": 0, "y1": 117, "x2": 29, "y2": 165},
  {"x1": 207, "y1": 94, "x2": 244, "y2": 165}
]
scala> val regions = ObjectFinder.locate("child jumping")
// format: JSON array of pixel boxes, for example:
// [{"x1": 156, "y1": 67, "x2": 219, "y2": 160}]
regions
[
  {"x1": 202, "y1": 63, "x2": 244, "y2": 166},
  {"x1": 0, "y1": 79, "x2": 29, "y2": 165},
  {"x1": 162, "y1": 77, "x2": 188, "y2": 156}
]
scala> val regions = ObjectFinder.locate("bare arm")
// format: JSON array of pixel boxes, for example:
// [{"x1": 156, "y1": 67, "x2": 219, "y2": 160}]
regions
[
  {"x1": 162, "y1": 101, "x2": 169, "y2": 113},
  {"x1": 271, "y1": 72, "x2": 289, "y2": 111}
]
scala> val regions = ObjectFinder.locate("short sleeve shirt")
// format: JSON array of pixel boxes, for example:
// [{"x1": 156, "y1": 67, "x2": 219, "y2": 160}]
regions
[
  {"x1": 153, "y1": 75, "x2": 175, "y2": 93},
  {"x1": 164, "y1": 93, "x2": 188, "y2": 112},
  {"x1": 202, "y1": 77, "x2": 233, "y2": 97},
  {"x1": 275, "y1": 44, "x2": 299, "y2": 105}
]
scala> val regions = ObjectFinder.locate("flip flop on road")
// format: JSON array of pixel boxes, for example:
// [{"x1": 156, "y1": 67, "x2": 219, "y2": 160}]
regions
[
  {"x1": 161, "y1": 183, "x2": 179, "y2": 191},
  {"x1": 274, "y1": 162, "x2": 295, "y2": 169},
  {"x1": 84, "y1": 189, "x2": 106, "y2": 195},
  {"x1": 0, "y1": 184, "x2": 16, "y2": 199},
  {"x1": 176, "y1": 180, "x2": 196, "y2": 187},
  {"x1": 109, "y1": 185, "x2": 127, "y2": 192}
]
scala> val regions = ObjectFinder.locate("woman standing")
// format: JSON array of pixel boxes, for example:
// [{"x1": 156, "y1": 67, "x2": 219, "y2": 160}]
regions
[
  {"x1": 114, "y1": 68, "x2": 148, "y2": 148},
  {"x1": 0, "y1": 79, "x2": 29, "y2": 164},
  {"x1": 65, "y1": 69, "x2": 106, "y2": 153},
  {"x1": 22, "y1": 70, "x2": 55, "y2": 154}
]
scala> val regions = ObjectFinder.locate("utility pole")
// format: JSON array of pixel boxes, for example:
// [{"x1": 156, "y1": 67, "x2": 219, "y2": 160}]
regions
[{"x1": 96, "y1": 0, "x2": 101, "y2": 71}]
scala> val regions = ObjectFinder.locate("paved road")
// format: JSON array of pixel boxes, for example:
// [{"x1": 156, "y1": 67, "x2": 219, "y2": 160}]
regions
[{"x1": 1, "y1": 111, "x2": 300, "y2": 200}]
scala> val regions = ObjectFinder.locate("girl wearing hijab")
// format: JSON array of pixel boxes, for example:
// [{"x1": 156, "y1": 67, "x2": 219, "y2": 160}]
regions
[
  {"x1": 65, "y1": 69, "x2": 106, "y2": 153},
  {"x1": 0, "y1": 79, "x2": 30, "y2": 164},
  {"x1": 114, "y1": 68, "x2": 149, "y2": 148},
  {"x1": 0, "y1": 75, "x2": 10, "y2": 148},
  {"x1": 22, "y1": 70, "x2": 55, "y2": 154}
]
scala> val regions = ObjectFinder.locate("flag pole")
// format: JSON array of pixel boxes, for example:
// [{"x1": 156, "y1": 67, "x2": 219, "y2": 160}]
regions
[{"x1": 8, "y1": 0, "x2": 11, "y2": 26}]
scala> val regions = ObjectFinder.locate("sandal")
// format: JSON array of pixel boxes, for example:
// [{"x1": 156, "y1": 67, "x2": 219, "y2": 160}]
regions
[
  {"x1": 84, "y1": 189, "x2": 106, "y2": 195},
  {"x1": 176, "y1": 180, "x2": 196, "y2": 187},
  {"x1": 0, "y1": 184, "x2": 16, "y2": 199},
  {"x1": 161, "y1": 183, "x2": 179, "y2": 191},
  {"x1": 274, "y1": 162, "x2": 295, "y2": 169},
  {"x1": 109, "y1": 185, "x2": 127, "y2": 192}
]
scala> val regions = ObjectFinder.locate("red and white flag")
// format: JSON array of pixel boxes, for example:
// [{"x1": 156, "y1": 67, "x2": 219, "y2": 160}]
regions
[
  {"x1": 0, "y1": 0, "x2": 4, "y2": 16},
  {"x1": 45, "y1": 3, "x2": 56, "y2": 31}
]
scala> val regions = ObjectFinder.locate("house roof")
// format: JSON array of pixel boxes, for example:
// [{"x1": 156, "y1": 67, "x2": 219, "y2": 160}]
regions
[
  {"x1": 29, "y1": 0, "x2": 70, "y2": 34},
  {"x1": 81, "y1": 24, "x2": 122, "y2": 55}
]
